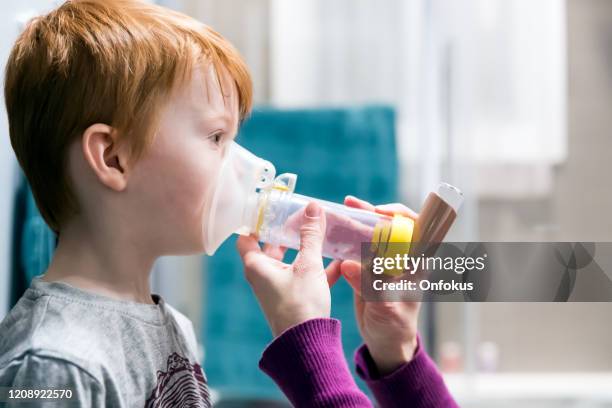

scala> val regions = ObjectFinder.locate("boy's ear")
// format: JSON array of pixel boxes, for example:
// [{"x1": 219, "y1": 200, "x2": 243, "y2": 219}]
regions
[{"x1": 81, "y1": 123, "x2": 129, "y2": 192}]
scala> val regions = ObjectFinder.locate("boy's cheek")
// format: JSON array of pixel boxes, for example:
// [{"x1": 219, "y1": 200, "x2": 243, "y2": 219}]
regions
[
  {"x1": 127, "y1": 138, "x2": 222, "y2": 251},
  {"x1": 158, "y1": 158, "x2": 217, "y2": 249},
  {"x1": 126, "y1": 160, "x2": 199, "y2": 225}
]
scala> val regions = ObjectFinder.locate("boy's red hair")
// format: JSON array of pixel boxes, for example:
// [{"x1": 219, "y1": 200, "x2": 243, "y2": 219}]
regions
[{"x1": 4, "y1": 0, "x2": 252, "y2": 232}]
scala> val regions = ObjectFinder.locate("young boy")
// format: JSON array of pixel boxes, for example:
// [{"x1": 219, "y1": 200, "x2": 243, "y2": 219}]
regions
[{"x1": 0, "y1": 1, "x2": 457, "y2": 406}]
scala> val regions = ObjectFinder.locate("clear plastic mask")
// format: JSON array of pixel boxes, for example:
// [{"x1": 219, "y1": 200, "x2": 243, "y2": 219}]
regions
[{"x1": 202, "y1": 142, "x2": 276, "y2": 255}]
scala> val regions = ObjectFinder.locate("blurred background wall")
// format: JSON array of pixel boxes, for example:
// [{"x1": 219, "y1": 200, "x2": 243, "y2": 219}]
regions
[{"x1": 437, "y1": 0, "x2": 612, "y2": 374}]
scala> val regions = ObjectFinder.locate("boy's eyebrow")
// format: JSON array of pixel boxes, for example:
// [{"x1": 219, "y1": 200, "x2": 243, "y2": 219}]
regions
[{"x1": 199, "y1": 112, "x2": 240, "y2": 135}]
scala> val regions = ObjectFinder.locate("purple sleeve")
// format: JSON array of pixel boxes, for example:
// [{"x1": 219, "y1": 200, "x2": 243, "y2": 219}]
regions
[
  {"x1": 354, "y1": 336, "x2": 459, "y2": 408},
  {"x1": 259, "y1": 318, "x2": 372, "y2": 408}
]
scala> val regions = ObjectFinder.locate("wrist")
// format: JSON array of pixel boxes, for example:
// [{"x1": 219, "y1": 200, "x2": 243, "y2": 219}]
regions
[
  {"x1": 367, "y1": 336, "x2": 418, "y2": 376},
  {"x1": 270, "y1": 306, "x2": 330, "y2": 337}
]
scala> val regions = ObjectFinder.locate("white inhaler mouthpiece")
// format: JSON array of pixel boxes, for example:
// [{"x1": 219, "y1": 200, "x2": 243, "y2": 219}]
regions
[{"x1": 203, "y1": 142, "x2": 276, "y2": 255}]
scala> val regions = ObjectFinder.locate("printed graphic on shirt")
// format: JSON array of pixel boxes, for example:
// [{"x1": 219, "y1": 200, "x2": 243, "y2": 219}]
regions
[{"x1": 145, "y1": 352, "x2": 211, "y2": 407}]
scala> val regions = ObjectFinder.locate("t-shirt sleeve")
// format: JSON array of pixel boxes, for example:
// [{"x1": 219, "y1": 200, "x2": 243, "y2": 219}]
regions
[{"x1": 0, "y1": 353, "x2": 105, "y2": 407}]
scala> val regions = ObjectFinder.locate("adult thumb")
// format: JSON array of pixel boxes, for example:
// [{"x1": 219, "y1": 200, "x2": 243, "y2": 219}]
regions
[{"x1": 297, "y1": 202, "x2": 326, "y2": 264}]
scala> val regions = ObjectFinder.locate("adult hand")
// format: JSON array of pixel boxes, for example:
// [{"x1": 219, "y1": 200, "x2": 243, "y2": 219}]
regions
[{"x1": 341, "y1": 195, "x2": 421, "y2": 375}]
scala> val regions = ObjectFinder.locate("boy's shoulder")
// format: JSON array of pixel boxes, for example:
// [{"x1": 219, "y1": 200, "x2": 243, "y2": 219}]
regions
[
  {"x1": 0, "y1": 278, "x2": 200, "y2": 375},
  {"x1": 0, "y1": 282, "x2": 108, "y2": 381},
  {"x1": 0, "y1": 278, "x2": 204, "y2": 405}
]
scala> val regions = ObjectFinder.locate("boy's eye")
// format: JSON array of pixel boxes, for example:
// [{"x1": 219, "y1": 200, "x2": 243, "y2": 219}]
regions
[{"x1": 209, "y1": 132, "x2": 223, "y2": 145}]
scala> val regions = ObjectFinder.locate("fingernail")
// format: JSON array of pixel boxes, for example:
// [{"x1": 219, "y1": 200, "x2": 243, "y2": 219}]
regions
[{"x1": 305, "y1": 202, "x2": 321, "y2": 219}]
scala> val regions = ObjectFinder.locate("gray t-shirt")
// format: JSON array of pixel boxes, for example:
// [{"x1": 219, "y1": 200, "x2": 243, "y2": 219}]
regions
[{"x1": 0, "y1": 277, "x2": 211, "y2": 407}]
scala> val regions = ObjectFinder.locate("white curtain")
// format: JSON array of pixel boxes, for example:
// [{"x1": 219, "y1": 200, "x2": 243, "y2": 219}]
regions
[{"x1": 270, "y1": 0, "x2": 567, "y2": 239}]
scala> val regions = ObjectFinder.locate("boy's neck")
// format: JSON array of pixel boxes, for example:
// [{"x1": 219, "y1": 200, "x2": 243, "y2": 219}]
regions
[{"x1": 42, "y1": 218, "x2": 158, "y2": 305}]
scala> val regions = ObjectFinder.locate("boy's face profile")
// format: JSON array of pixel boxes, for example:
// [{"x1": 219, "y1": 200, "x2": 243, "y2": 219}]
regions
[
  {"x1": 73, "y1": 63, "x2": 240, "y2": 256},
  {"x1": 133, "y1": 64, "x2": 240, "y2": 255}
]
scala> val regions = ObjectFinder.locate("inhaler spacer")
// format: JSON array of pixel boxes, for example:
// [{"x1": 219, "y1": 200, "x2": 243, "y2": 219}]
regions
[{"x1": 202, "y1": 142, "x2": 464, "y2": 264}]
